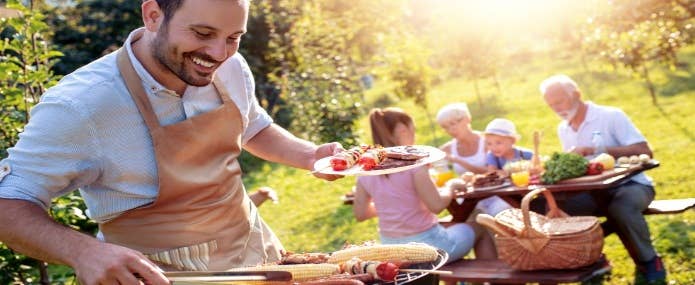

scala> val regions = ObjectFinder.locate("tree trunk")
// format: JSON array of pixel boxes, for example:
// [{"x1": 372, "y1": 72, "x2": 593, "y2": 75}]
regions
[
  {"x1": 580, "y1": 54, "x2": 589, "y2": 73},
  {"x1": 492, "y1": 74, "x2": 502, "y2": 95},
  {"x1": 474, "y1": 78, "x2": 483, "y2": 109},
  {"x1": 38, "y1": 260, "x2": 50, "y2": 285},
  {"x1": 641, "y1": 65, "x2": 658, "y2": 105},
  {"x1": 423, "y1": 104, "x2": 438, "y2": 143}
]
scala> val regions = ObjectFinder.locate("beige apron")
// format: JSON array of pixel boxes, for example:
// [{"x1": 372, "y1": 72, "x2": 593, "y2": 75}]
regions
[{"x1": 100, "y1": 45, "x2": 282, "y2": 271}]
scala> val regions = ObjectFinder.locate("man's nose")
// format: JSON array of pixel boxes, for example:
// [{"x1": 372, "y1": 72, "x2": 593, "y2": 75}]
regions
[{"x1": 207, "y1": 39, "x2": 229, "y2": 62}]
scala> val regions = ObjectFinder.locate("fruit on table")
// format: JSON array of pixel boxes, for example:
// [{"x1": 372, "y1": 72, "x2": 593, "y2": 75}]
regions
[
  {"x1": 617, "y1": 156, "x2": 630, "y2": 165},
  {"x1": 586, "y1": 162, "x2": 604, "y2": 175},
  {"x1": 638, "y1": 154, "x2": 651, "y2": 163},
  {"x1": 591, "y1": 153, "x2": 615, "y2": 170}
]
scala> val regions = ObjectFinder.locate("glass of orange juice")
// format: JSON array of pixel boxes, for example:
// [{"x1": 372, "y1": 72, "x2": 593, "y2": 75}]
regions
[
  {"x1": 436, "y1": 170, "x2": 455, "y2": 187},
  {"x1": 511, "y1": 170, "x2": 530, "y2": 187},
  {"x1": 430, "y1": 161, "x2": 454, "y2": 187}
]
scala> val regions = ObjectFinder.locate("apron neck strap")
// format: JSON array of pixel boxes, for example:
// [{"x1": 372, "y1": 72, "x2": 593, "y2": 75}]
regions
[
  {"x1": 117, "y1": 47, "x2": 234, "y2": 130},
  {"x1": 117, "y1": 47, "x2": 161, "y2": 130},
  {"x1": 212, "y1": 75, "x2": 233, "y2": 104}
]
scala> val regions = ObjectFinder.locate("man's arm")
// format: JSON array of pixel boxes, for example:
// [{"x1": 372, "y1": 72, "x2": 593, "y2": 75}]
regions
[
  {"x1": 0, "y1": 199, "x2": 167, "y2": 285},
  {"x1": 569, "y1": 142, "x2": 652, "y2": 158},
  {"x1": 244, "y1": 124, "x2": 343, "y2": 180},
  {"x1": 605, "y1": 141, "x2": 653, "y2": 158},
  {"x1": 244, "y1": 124, "x2": 319, "y2": 169}
]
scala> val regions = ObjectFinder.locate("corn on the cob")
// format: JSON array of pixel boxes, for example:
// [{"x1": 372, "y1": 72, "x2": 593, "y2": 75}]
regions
[
  {"x1": 328, "y1": 243, "x2": 438, "y2": 264},
  {"x1": 227, "y1": 263, "x2": 340, "y2": 282}
]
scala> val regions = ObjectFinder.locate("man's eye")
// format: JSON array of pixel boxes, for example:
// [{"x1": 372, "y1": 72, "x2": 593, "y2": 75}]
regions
[{"x1": 195, "y1": 31, "x2": 211, "y2": 37}]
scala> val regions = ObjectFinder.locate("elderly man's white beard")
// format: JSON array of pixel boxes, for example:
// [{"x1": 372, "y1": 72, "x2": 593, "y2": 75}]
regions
[{"x1": 559, "y1": 102, "x2": 580, "y2": 122}]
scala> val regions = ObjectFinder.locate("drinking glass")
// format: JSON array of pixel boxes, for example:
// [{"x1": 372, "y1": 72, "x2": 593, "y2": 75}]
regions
[{"x1": 511, "y1": 170, "x2": 530, "y2": 187}]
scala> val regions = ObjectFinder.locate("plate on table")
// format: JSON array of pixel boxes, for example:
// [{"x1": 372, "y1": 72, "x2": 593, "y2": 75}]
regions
[
  {"x1": 469, "y1": 181, "x2": 512, "y2": 192},
  {"x1": 313, "y1": 145, "x2": 446, "y2": 176}
]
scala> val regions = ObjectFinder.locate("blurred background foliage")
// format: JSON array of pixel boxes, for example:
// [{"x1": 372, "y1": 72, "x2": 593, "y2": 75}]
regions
[{"x1": 1, "y1": 0, "x2": 695, "y2": 283}]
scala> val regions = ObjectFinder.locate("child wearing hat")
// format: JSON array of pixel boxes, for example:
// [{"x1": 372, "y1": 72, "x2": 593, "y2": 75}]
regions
[{"x1": 483, "y1": 118, "x2": 534, "y2": 171}]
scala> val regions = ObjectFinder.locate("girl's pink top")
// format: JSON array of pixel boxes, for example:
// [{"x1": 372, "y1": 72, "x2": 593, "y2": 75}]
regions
[{"x1": 356, "y1": 166, "x2": 438, "y2": 238}]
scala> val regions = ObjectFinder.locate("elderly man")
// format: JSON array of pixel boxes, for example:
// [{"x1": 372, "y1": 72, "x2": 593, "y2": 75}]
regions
[
  {"x1": 539, "y1": 74, "x2": 666, "y2": 284},
  {"x1": 0, "y1": 1, "x2": 341, "y2": 284}
]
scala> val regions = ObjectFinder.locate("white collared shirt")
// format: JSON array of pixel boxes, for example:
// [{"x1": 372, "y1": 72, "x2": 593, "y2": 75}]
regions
[
  {"x1": 0, "y1": 28, "x2": 273, "y2": 222},
  {"x1": 557, "y1": 102, "x2": 652, "y2": 186}
]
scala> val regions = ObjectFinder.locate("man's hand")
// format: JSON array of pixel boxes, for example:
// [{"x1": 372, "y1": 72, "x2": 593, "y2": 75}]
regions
[
  {"x1": 312, "y1": 142, "x2": 344, "y2": 181},
  {"x1": 567, "y1": 146, "x2": 594, "y2": 157},
  {"x1": 73, "y1": 242, "x2": 168, "y2": 285}
]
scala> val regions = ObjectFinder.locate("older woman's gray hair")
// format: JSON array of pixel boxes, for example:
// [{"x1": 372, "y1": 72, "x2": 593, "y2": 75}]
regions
[
  {"x1": 436, "y1": 103, "x2": 471, "y2": 125},
  {"x1": 539, "y1": 74, "x2": 580, "y2": 96}
]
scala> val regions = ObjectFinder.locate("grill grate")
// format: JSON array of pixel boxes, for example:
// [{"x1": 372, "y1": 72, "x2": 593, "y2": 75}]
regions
[{"x1": 387, "y1": 249, "x2": 448, "y2": 285}]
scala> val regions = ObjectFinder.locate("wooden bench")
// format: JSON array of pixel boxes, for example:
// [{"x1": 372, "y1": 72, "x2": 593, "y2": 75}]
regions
[
  {"x1": 438, "y1": 257, "x2": 611, "y2": 285},
  {"x1": 642, "y1": 198, "x2": 695, "y2": 215}
]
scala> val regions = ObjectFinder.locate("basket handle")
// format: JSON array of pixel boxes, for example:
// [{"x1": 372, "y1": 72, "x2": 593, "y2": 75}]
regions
[
  {"x1": 521, "y1": 187, "x2": 568, "y2": 230},
  {"x1": 475, "y1": 214, "x2": 514, "y2": 237}
]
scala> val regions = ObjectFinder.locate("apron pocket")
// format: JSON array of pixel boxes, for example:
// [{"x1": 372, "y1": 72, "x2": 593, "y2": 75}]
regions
[{"x1": 146, "y1": 239, "x2": 218, "y2": 271}]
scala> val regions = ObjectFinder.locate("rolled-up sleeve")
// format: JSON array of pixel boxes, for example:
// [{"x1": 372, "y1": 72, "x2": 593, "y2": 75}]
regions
[
  {"x1": 236, "y1": 54, "x2": 273, "y2": 144},
  {"x1": 0, "y1": 94, "x2": 101, "y2": 209}
]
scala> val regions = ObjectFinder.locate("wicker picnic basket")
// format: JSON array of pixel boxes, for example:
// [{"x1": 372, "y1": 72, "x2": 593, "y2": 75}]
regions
[{"x1": 476, "y1": 187, "x2": 604, "y2": 270}]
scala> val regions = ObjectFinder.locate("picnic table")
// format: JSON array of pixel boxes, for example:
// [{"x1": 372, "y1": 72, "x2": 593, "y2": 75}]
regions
[
  {"x1": 341, "y1": 161, "x2": 661, "y2": 214},
  {"x1": 445, "y1": 160, "x2": 660, "y2": 223}
]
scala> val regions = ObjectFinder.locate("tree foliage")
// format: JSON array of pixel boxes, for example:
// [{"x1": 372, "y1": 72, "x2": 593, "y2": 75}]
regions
[
  {"x1": 44, "y1": 0, "x2": 141, "y2": 75},
  {"x1": 582, "y1": 0, "x2": 695, "y2": 104},
  {"x1": 0, "y1": 0, "x2": 56, "y2": 282},
  {"x1": 251, "y1": 0, "x2": 428, "y2": 146},
  {"x1": 0, "y1": 0, "x2": 61, "y2": 158}
]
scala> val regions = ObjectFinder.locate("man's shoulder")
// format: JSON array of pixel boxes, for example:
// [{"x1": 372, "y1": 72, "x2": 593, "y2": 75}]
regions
[
  {"x1": 41, "y1": 54, "x2": 132, "y2": 116},
  {"x1": 589, "y1": 102, "x2": 626, "y2": 116},
  {"x1": 219, "y1": 53, "x2": 249, "y2": 72},
  {"x1": 43, "y1": 52, "x2": 125, "y2": 107}
]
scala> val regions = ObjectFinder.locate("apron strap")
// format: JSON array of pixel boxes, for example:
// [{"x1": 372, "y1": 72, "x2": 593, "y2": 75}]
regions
[
  {"x1": 212, "y1": 75, "x2": 233, "y2": 104},
  {"x1": 117, "y1": 48, "x2": 161, "y2": 131}
]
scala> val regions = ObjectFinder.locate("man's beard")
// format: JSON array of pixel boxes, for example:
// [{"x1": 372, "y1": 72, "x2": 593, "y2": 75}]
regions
[
  {"x1": 151, "y1": 30, "x2": 214, "y2": 87},
  {"x1": 559, "y1": 101, "x2": 580, "y2": 122}
]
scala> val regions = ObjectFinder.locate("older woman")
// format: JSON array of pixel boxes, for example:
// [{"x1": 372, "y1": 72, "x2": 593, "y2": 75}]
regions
[{"x1": 436, "y1": 103, "x2": 488, "y2": 174}]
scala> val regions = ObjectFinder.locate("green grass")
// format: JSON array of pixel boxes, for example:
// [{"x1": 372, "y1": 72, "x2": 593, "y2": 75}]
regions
[{"x1": 246, "y1": 48, "x2": 695, "y2": 284}]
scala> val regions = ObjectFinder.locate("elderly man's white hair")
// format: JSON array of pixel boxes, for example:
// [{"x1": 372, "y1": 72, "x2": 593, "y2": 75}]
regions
[
  {"x1": 539, "y1": 74, "x2": 579, "y2": 96},
  {"x1": 436, "y1": 103, "x2": 471, "y2": 124}
]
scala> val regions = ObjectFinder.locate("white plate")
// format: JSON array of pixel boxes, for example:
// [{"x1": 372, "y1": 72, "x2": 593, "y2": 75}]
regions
[
  {"x1": 313, "y1": 145, "x2": 446, "y2": 176},
  {"x1": 469, "y1": 181, "x2": 512, "y2": 192}
]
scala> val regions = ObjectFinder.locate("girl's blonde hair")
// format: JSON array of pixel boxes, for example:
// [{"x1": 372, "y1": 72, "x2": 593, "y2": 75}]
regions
[{"x1": 369, "y1": 107, "x2": 414, "y2": 147}]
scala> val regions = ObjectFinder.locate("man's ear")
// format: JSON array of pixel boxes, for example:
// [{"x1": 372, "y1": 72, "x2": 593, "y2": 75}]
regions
[{"x1": 142, "y1": 0, "x2": 164, "y2": 32}]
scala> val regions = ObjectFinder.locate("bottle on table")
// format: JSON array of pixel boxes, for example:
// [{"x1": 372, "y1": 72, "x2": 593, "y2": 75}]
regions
[{"x1": 592, "y1": 131, "x2": 606, "y2": 157}]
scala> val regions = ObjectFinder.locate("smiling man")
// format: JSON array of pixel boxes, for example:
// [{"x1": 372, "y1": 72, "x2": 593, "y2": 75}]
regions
[{"x1": 0, "y1": 1, "x2": 341, "y2": 284}]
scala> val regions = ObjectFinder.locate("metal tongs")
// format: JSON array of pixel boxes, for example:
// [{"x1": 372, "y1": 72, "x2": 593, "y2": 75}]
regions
[{"x1": 148, "y1": 271, "x2": 292, "y2": 284}]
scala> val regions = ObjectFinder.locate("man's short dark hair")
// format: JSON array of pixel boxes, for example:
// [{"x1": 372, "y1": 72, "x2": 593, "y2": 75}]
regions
[{"x1": 155, "y1": 0, "x2": 185, "y2": 23}]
